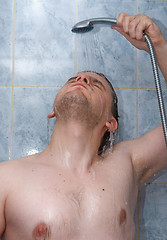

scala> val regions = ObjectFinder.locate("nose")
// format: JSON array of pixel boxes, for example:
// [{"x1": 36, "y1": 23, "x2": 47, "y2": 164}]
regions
[{"x1": 76, "y1": 74, "x2": 90, "y2": 85}]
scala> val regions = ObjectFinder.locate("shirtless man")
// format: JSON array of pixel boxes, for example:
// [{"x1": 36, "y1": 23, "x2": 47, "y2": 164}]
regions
[{"x1": 0, "y1": 13, "x2": 167, "y2": 240}]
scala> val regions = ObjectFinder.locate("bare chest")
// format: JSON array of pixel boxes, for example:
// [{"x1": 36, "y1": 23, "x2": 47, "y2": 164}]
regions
[{"x1": 5, "y1": 163, "x2": 137, "y2": 239}]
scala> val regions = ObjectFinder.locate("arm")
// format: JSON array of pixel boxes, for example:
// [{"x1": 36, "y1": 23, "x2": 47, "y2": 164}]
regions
[
  {"x1": 125, "y1": 125, "x2": 167, "y2": 185},
  {"x1": 0, "y1": 189, "x2": 6, "y2": 236},
  {"x1": 112, "y1": 12, "x2": 167, "y2": 81},
  {"x1": 112, "y1": 13, "x2": 167, "y2": 184},
  {"x1": 0, "y1": 197, "x2": 5, "y2": 237},
  {"x1": 0, "y1": 163, "x2": 9, "y2": 237}
]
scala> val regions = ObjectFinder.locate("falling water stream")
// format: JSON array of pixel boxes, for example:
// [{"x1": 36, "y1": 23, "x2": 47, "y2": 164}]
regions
[
  {"x1": 76, "y1": 31, "x2": 105, "y2": 72},
  {"x1": 76, "y1": 31, "x2": 115, "y2": 154},
  {"x1": 47, "y1": 117, "x2": 50, "y2": 144},
  {"x1": 108, "y1": 131, "x2": 115, "y2": 154}
]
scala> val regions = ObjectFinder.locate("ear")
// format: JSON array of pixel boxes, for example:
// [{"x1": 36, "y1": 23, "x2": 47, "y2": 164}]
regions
[
  {"x1": 105, "y1": 117, "x2": 118, "y2": 133},
  {"x1": 48, "y1": 110, "x2": 55, "y2": 119}
]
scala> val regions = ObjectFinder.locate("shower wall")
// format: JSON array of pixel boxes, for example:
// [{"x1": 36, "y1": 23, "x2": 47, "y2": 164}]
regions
[{"x1": 0, "y1": 0, "x2": 167, "y2": 239}]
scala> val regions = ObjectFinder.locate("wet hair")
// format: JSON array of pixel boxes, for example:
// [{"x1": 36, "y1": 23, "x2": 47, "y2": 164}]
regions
[{"x1": 82, "y1": 71, "x2": 119, "y2": 155}]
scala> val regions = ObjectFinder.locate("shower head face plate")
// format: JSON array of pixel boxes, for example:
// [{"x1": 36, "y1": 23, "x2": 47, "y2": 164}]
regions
[
  {"x1": 71, "y1": 18, "x2": 117, "y2": 33},
  {"x1": 72, "y1": 21, "x2": 94, "y2": 33}
]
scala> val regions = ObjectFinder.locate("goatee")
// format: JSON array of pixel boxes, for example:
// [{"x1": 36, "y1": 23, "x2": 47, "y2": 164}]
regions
[{"x1": 54, "y1": 91, "x2": 99, "y2": 128}]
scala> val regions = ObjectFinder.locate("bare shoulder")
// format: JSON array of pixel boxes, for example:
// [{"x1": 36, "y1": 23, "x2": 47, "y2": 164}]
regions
[
  {"x1": 112, "y1": 139, "x2": 134, "y2": 157},
  {"x1": 0, "y1": 154, "x2": 38, "y2": 183},
  {"x1": 0, "y1": 155, "x2": 34, "y2": 169},
  {"x1": 103, "y1": 140, "x2": 134, "y2": 165},
  {"x1": 0, "y1": 159, "x2": 24, "y2": 203},
  {"x1": 0, "y1": 159, "x2": 20, "y2": 178}
]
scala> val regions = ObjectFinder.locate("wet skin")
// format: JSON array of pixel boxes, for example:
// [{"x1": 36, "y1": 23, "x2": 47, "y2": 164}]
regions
[
  {"x1": 0, "y1": 73, "x2": 137, "y2": 240},
  {"x1": 0, "y1": 72, "x2": 166, "y2": 240},
  {"x1": 0, "y1": 147, "x2": 137, "y2": 240},
  {"x1": 1, "y1": 11, "x2": 167, "y2": 239}
]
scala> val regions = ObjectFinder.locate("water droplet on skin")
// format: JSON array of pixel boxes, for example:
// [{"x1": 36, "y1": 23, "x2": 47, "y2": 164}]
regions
[
  {"x1": 101, "y1": 131, "x2": 114, "y2": 156},
  {"x1": 108, "y1": 131, "x2": 114, "y2": 154},
  {"x1": 47, "y1": 117, "x2": 50, "y2": 143},
  {"x1": 64, "y1": 151, "x2": 71, "y2": 168}
]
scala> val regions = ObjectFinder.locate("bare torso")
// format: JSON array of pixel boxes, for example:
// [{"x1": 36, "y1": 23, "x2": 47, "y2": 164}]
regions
[{"x1": 1, "y1": 146, "x2": 138, "y2": 240}]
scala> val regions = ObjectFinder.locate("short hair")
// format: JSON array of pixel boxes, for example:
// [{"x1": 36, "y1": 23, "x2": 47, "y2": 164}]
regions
[{"x1": 81, "y1": 71, "x2": 119, "y2": 154}]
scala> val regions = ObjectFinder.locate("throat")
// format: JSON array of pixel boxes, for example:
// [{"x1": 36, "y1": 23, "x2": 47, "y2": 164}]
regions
[{"x1": 47, "y1": 123, "x2": 100, "y2": 171}]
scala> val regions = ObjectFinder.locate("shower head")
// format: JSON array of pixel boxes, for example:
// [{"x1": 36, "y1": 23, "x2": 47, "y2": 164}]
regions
[{"x1": 71, "y1": 17, "x2": 117, "y2": 33}]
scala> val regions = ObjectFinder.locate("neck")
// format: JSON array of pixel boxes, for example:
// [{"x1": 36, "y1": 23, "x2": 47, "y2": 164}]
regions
[{"x1": 44, "y1": 119, "x2": 105, "y2": 174}]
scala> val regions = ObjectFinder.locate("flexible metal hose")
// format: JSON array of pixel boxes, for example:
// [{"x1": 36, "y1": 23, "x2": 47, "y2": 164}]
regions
[{"x1": 144, "y1": 33, "x2": 167, "y2": 147}]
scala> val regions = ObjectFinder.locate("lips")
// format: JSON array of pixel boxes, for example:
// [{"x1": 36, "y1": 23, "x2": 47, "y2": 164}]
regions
[{"x1": 72, "y1": 83, "x2": 87, "y2": 89}]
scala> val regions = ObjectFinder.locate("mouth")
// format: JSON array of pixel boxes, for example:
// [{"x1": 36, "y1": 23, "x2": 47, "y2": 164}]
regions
[{"x1": 72, "y1": 83, "x2": 87, "y2": 89}]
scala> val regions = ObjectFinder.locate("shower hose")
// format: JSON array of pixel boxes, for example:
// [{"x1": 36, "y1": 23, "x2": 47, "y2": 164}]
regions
[{"x1": 144, "y1": 33, "x2": 167, "y2": 147}]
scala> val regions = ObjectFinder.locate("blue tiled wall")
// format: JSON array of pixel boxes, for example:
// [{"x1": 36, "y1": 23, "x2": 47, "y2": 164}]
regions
[{"x1": 0, "y1": 0, "x2": 167, "y2": 239}]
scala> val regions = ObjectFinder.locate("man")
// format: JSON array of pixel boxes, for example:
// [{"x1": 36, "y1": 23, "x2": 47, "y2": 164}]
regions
[{"x1": 0, "y1": 13, "x2": 167, "y2": 240}]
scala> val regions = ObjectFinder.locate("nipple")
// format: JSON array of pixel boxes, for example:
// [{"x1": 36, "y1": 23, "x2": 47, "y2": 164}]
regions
[
  {"x1": 32, "y1": 222, "x2": 50, "y2": 239},
  {"x1": 119, "y1": 209, "x2": 127, "y2": 225}
]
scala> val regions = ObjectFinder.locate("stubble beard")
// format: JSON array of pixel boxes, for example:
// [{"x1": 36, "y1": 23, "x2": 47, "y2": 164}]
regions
[{"x1": 54, "y1": 91, "x2": 99, "y2": 128}]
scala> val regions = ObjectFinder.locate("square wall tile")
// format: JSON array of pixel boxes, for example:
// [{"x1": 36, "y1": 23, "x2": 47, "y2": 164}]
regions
[
  {"x1": 138, "y1": 0, "x2": 167, "y2": 3},
  {"x1": 0, "y1": 0, "x2": 13, "y2": 86},
  {"x1": 77, "y1": 1, "x2": 137, "y2": 88},
  {"x1": 12, "y1": 87, "x2": 59, "y2": 160},
  {"x1": 0, "y1": 87, "x2": 12, "y2": 162},
  {"x1": 78, "y1": 0, "x2": 136, "y2": 7},
  {"x1": 139, "y1": 183, "x2": 167, "y2": 240},
  {"x1": 138, "y1": 89, "x2": 167, "y2": 136},
  {"x1": 138, "y1": 51, "x2": 167, "y2": 89},
  {"x1": 138, "y1": 2, "x2": 167, "y2": 39},
  {"x1": 138, "y1": 89, "x2": 167, "y2": 181},
  {"x1": 115, "y1": 89, "x2": 137, "y2": 142},
  {"x1": 14, "y1": 0, "x2": 76, "y2": 87}
]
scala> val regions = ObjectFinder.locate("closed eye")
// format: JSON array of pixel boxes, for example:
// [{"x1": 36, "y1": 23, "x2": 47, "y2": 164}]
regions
[
  {"x1": 67, "y1": 77, "x2": 77, "y2": 83},
  {"x1": 94, "y1": 84, "x2": 100, "y2": 88},
  {"x1": 93, "y1": 79, "x2": 105, "y2": 90}
]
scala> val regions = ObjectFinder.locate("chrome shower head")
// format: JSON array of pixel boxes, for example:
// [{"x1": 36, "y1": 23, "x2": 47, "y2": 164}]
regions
[{"x1": 71, "y1": 17, "x2": 117, "y2": 33}]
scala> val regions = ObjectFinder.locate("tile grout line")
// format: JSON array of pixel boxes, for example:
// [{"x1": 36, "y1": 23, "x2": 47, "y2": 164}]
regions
[
  {"x1": 1, "y1": 85, "x2": 167, "y2": 90},
  {"x1": 146, "y1": 181, "x2": 167, "y2": 183},
  {"x1": 74, "y1": 0, "x2": 78, "y2": 74},
  {"x1": 10, "y1": 0, "x2": 16, "y2": 160},
  {"x1": 19, "y1": 86, "x2": 61, "y2": 89}
]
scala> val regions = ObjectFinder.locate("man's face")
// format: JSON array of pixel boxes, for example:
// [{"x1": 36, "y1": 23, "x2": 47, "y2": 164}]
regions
[{"x1": 54, "y1": 72, "x2": 113, "y2": 127}]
